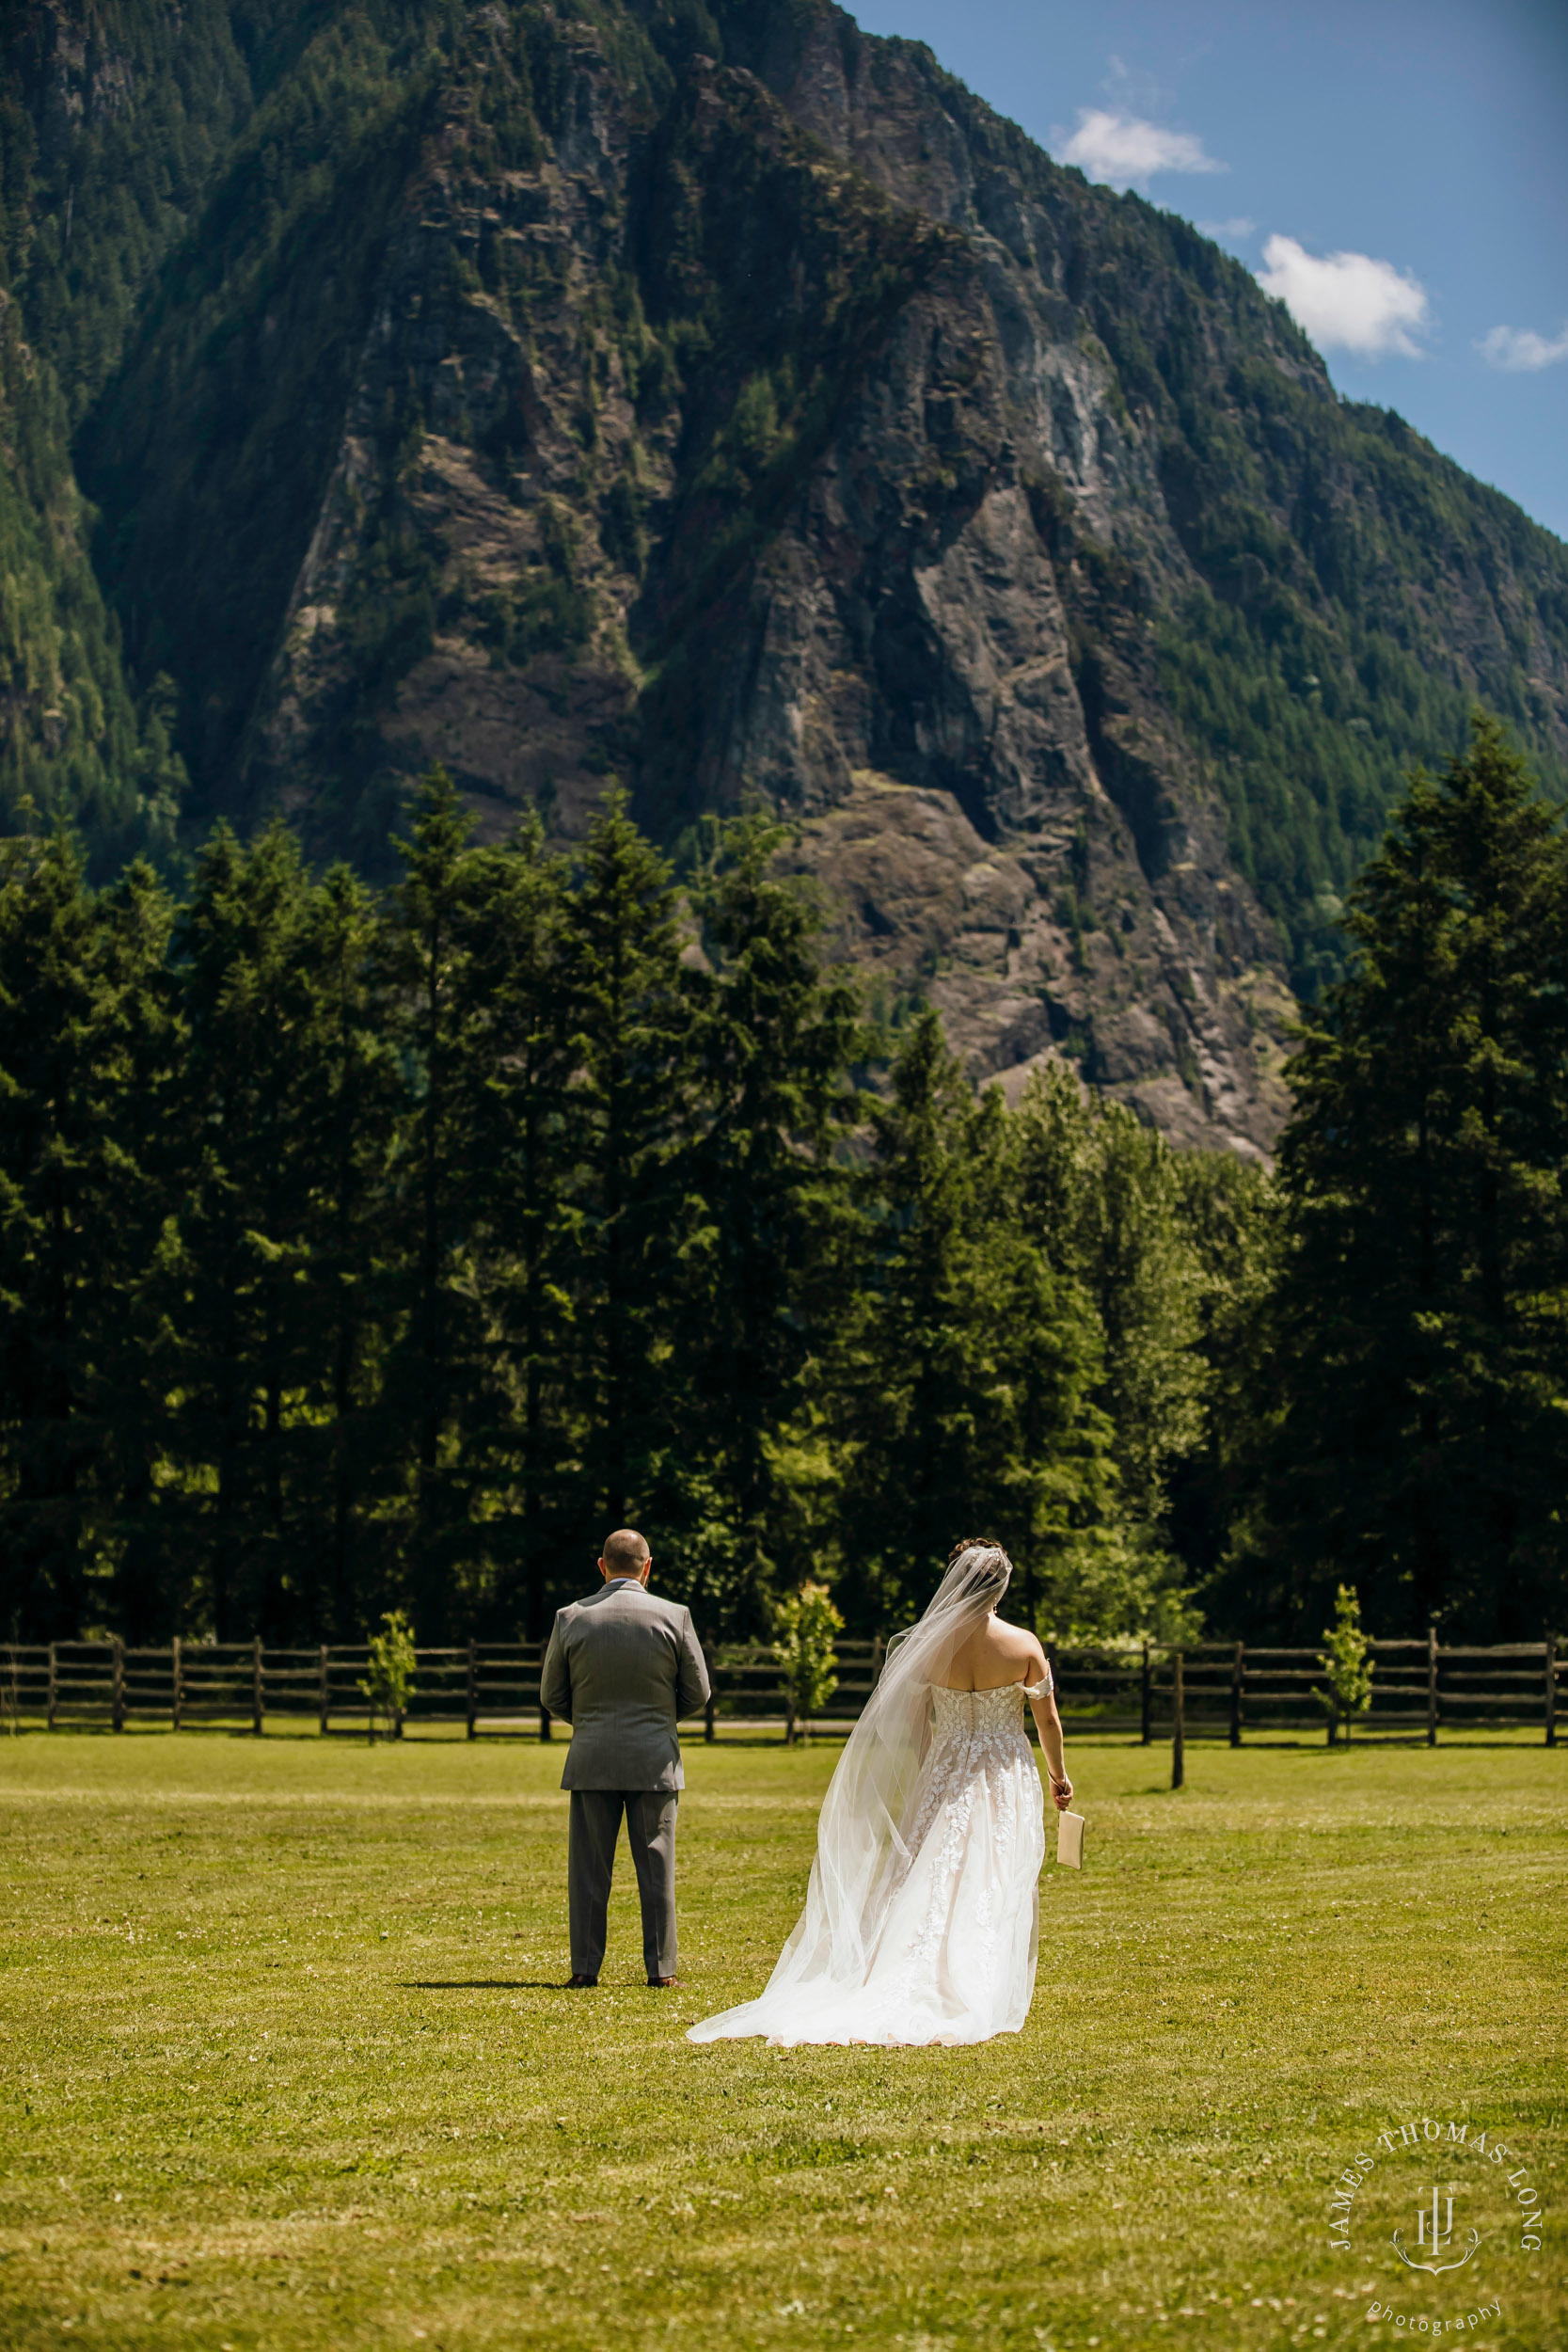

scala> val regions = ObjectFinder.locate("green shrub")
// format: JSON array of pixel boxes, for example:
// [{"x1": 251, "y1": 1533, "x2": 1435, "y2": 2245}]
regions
[
  {"x1": 1316, "y1": 1584, "x2": 1373, "y2": 1746},
  {"x1": 773, "y1": 1581, "x2": 843, "y2": 1744},
  {"x1": 358, "y1": 1610, "x2": 417, "y2": 1742}
]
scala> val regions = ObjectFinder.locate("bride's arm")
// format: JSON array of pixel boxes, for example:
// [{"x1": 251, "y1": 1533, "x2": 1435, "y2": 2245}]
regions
[{"x1": 1025, "y1": 1673, "x2": 1072, "y2": 1809}]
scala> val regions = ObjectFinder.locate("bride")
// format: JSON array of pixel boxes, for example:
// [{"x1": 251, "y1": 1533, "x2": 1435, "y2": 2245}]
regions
[{"x1": 688, "y1": 1539, "x2": 1072, "y2": 2048}]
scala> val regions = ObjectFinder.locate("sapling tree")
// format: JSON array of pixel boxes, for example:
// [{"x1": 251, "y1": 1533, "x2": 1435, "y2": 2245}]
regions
[
  {"x1": 1316, "y1": 1582, "x2": 1373, "y2": 1745},
  {"x1": 359, "y1": 1610, "x2": 417, "y2": 1741},
  {"x1": 773, "y1": 1581, "x2": 843, "y2": 1744}
]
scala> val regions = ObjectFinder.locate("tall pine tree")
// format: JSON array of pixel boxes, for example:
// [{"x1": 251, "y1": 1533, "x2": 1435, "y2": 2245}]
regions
[
  {"x1": 0, "y1": 831, "x2": 176, "y2": 1635},
  {"x1": 671, "y1": 818, "x2": 862, "y2": 1629},
  {"x1": 834, "y1": 1014, "x2": 1114, "y2": 1631},
  {"x1": 166, "y1": 823, "x2": 322, "y2": 1637},
  {"x1": 293, "y1": 864, "x2": 401, "y2": 1639},
  {"x1": 1262, "y1": 715, "x2": 1568, "y2": 1637},
  {"x1": 462, "y1": 820, "x2": 578, "y2": 1634},
  {"x1": 564, "y1": 792, "x2": 689, "y2": 1547},
  {"x1": 380, "y1": 771, "x2": 485, "y2": 1638},
  {"x1": 95, "y1": 857, "x2": 184, "y2": 1640}
]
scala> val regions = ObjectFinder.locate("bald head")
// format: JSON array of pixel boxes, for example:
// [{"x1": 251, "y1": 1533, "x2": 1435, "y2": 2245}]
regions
[{"x1": 600, "y1": 1527, "x2": 651, "y2": 1581}]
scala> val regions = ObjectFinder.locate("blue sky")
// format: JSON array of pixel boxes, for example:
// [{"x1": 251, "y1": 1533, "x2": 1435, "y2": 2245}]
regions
[{"x1": 847, "y1": 0, "x2": 1568, "y2": 541}]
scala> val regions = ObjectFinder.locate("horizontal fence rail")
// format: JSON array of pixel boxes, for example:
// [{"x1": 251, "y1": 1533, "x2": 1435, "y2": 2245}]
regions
[{"x1": 0, "y1": 1635, "x2": 1558, "y2": 1745}]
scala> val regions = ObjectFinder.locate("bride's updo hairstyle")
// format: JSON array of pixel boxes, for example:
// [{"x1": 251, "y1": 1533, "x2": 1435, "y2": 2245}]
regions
[{"x1": 944, "y1": 1536, "x2": 1012, "y2": 1604}]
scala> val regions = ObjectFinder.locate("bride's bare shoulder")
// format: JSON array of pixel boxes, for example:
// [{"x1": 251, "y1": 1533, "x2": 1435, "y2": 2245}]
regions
[
  {"x1": 988, "y1": 1617, "x2": 1045, "y2": 1669},
  {"x1": 937, "y1": 1614, "x2": 1046, "y2": 1691}
]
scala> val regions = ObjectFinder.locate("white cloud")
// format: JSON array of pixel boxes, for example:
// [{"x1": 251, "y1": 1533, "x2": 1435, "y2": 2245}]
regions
[
  {"x1": 1197, "y1": 216, "x2": 1256, "y2": 244},
  {"x1": 1254, "y1": 233, "x2": 1430, "y2": 359},
  {"x1": 1058, "y1": 108, "x2": 1226, "y2": 191},
  {"x1": 1477, "y1": 322, "x2": 1568, "y2": 372}
]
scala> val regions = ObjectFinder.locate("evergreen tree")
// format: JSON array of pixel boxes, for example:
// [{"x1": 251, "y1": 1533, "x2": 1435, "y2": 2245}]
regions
[
  {"x1": 379, "y1": 771, "x2": 485, "y2": 1637},
  {"x1": 293, "y1": 864, "x2": 401, "y2": 1639},
  {"x1": 461, "y1": 820, "x2": 578, "y2": 1634},
  {"x1": 835, "y1": 1015, "x2": 1113, "y2": 1631},
  {"x1": 1012, "y1": 1068, "x2": 1207, "y2": 1518},
  {"x1": 1071, "y1": 1102, "x2": 1206, "y2": 1528},
  {"x1": 94, "y1": 856, "x2": 185, "y2": 1639},
  {"x1": 564, "y1": 791, "x2": 689, "y2": 1543},
  {"x1": 1165, "y1": 1147, "x2": 1282, "y2": 1603},
  {"x1": 0, "y1": 830, "x2": 175, "y2": 1634},
  {"x1": 837, "y1": 1012, "x2": 979, "y2": 1622},
  {"x1": 1260, "y1": 715, "x2": 1568, "y2": 1637},
  {"x1": 166, "y1": 822, "x2": 322, "y2": 1637},
  {"x1": 671, "y1": 818, "x2": 862, "y2": 1629}
]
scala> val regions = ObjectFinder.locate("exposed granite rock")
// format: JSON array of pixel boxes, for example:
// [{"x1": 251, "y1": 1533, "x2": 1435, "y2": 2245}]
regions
[
  {"x1": 55, "y1": 0, "x2": 1568, "y2": 1157},
  {"x1": 776, "y1": 772, "x2": 1290, "y2": 1153},
  {"x1": 228, "y1": 27, "x2": 1292, "y2": 1149}
]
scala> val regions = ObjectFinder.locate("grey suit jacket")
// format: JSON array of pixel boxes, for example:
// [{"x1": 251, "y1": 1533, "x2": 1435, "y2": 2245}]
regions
[{"x1": 540, "y1": 1580, "x2": 710, "y2": 1792}]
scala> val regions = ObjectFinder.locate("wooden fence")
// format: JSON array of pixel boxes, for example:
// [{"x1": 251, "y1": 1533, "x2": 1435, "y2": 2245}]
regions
[
  {"x1": 1042, "y1": 1634, "x2": 1560, "y2": 1748},
  {"x1": 0, "y1": 1633, "x2": 1558, "y2": 1744}
]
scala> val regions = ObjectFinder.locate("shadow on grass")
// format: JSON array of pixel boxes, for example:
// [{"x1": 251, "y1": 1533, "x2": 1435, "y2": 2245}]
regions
[{"x1": 403, "y1": 1979, "x2": 580, "y2": 1991}]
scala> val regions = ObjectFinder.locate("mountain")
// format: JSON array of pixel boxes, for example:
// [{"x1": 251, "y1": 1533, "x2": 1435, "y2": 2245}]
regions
[{"x1": 5, "y1": 0, "x2": 1568, "y2": 1152}]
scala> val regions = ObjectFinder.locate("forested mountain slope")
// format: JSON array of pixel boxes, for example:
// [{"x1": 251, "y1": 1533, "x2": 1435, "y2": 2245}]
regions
[{"x1": 4, "y1": 0, "x2": 1567, "y2": 1152}]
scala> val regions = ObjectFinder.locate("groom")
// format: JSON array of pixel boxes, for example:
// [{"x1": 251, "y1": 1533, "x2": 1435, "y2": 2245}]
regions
[{"x1": 540, "y1": 1528, "x2": 710, "y2": 1988}]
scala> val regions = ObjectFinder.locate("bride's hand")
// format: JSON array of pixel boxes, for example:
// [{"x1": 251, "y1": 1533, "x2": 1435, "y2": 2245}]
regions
[{"x1": 1049, "y1": 1772, "x2": 1073, "y2": 1810}]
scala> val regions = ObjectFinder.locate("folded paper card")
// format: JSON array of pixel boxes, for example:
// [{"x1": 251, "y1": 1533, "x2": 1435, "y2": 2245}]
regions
[{"x1": 1056, "y1": 1809, "x2": 1085, "y2": 1868}]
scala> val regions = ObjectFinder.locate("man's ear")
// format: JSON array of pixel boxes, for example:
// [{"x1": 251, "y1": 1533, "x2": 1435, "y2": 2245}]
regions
[{"x1": 640, "y1": 1558, "x2": 653, "y2": 1584}]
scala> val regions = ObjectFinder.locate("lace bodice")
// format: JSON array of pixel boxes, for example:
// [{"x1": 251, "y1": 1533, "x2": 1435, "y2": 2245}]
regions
[
  {"x1": 928, "y1": 1669, "x2": 1051, "y2": 1744},
  {"x1": 931, "y1": 1680, "x2": 1024, "y2": 1731}
]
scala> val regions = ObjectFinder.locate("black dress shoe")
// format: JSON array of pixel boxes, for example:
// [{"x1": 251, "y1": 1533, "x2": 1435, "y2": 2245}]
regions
[{"x1": 567, "y1": 1974, "x2": 598, "y2": 1988}]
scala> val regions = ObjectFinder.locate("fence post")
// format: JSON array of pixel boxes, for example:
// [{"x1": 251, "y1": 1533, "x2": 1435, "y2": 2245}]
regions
[
  {"x1": 1427, "y1": 1623, "x2": 1438, "y2": 1747},
  {"x1": 464, "y1": 1638, "x2": 477, "y2": 1740},
  {"x1": 318, "y1": 1645, "x2": 329, "y2": 1736},
  {"x1": 1229, "y1": 1639, "x2": 1244, "y2": 1749},
  {"x1": 1171, "y1": 1649, "x2": 1184, "y2": 1790},
  {"x1": 252, "y1": 1635, "x2": 264, "y2": 1738},
  {"x1": 171, "y1": 1635, "x2": 182, "y2": 1732},
  {"x1": 111, "y1": 1638, "x2": 125, "y2": 1734},
  {"x1": 870, "y1": 1633, "x2": 886, "y2": 1690},
  {"x1": 704, "y1": 1636, "x2": 716, "y2": 1744},
  {"x1": 1140, "y1": 1641, "x2": 1151, "y2": 1745},
  {"x1": 1546, "y1": 1635, "x2": 1557, "y2": 1750},
  {"x1": 47, "y1": 1642, "x2": 57, "y2": 1730},
  {"x1": 539, "y1": 1646, "x2": 551, "y2": 1743}
]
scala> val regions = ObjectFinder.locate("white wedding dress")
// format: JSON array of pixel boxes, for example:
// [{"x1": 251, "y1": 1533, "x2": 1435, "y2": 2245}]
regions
[{"x1": 689, "y1": 1663, "x2": 1050, "y2": 2049}]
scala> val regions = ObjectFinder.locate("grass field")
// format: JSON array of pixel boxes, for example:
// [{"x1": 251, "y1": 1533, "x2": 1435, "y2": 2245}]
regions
[{"x1": 0, "y1": 1727, "x2": 1563, "y2": 2352}]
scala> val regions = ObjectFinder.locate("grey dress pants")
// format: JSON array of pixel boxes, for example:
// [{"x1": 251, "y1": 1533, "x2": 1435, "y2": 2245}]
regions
[{"x1": 568, "y1": 1789, "x2": 679, "y2": 1981}]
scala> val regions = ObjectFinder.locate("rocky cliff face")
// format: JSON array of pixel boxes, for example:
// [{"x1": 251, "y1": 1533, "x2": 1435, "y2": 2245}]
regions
[{"x1": 9, "y1": 0, "x2": 1568, "y2": 1153}]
